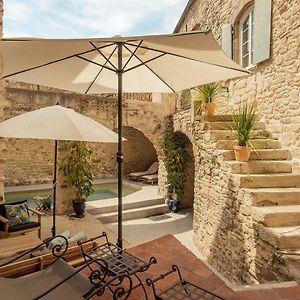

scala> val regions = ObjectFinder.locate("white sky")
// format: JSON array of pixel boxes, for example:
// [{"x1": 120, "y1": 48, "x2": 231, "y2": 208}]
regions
[{"x1": 3, "y1": 0, "x2": 188, "y2": 38}]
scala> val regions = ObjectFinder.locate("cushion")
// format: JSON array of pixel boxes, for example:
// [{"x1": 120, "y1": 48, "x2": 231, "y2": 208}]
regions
[
  {"x1": 48, "y1": 230, "x2": 70, "y2": 250},
  {"x1": 5, "y1": 202, "x2": 31, "y2": 227},
  {"x1": 68, "y1": 231, "x2": 87, "y2": 245},
  {"x1": 8, "y1": 221, "x2": 40, "y2": 232}
]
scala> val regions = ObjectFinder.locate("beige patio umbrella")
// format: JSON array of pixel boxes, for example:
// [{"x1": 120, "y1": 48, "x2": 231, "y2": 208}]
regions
[
  {"x1": 0, "y1": 105, "x2": 120, "y2": 236},
  {"x1": 0, "y1": 30, "x2": 249, "y2": 247}
]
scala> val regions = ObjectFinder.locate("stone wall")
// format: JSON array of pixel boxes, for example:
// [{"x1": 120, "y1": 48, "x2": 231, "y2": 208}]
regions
[
  {"x1": 0, "y1": 0, "x2": 6, "y2": 201},
  {"x1": 3, "y1": 87, "x2": 173, "y2": 187},
  {"x1": 172, "y1": 110, "x2": 288, "y2": 284},
  {"x1": 175, "y1": 0, "x2": 300, "y2": 168}
]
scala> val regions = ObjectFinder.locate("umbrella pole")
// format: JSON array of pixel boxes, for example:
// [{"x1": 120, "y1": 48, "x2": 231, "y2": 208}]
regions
[
  {"x1": 117, "y1": 42, "x2": 123, "y2": 249},
  {"x1": 51, "y1": 140, "x2": 58, "y2": 237}
]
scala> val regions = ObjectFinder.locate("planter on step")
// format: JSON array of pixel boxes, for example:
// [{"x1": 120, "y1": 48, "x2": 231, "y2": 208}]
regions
[
  {"x1": 203, "y1": 102, "x2": 216, "y2": 116},
  {"x1": 72, "y1": 199, "x2": 86, "y2": 218},
  {"x1": 234, "y1": 145, "x2": 251, "y2": 162},
  {"x1": 168, "y1": 199, "x2": 180, "y2": 213}
]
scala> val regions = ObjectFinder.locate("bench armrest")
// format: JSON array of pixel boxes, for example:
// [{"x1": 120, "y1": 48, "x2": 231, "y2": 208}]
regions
[{"x1": 0, "y1": 215, "x2": 8, "y2": 224}]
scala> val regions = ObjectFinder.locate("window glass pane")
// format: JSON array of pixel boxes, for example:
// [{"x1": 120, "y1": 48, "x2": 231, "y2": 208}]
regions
[
  {"x1": 243, "y1": 28, "x2": 249, "y2": 42},
  {"x1": 243, "y1": 41, "x2": 249, "y2": 54},
  {"x1": 242, "y1": 54, "x2": 249, "y2": 67},
  {"x1": 243, "y1": 15, "x2": 250, "y2": 31}
]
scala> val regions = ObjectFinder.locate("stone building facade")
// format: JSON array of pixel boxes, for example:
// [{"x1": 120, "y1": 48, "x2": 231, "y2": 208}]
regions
[
  {"x1": 175, "y1": 0, "x2": 300, "y2": 167},
  {"x1": 3, "y1": 85, "x2": 173, "y2": 186},
  {"x1": 168, "y1": 0, "x2": 300, "y2": 285}
]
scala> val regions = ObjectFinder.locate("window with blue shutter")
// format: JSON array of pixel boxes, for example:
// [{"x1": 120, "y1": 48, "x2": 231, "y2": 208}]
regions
[
  {"x1": 221, "y1": 24, "x2": 233, "y2": 59},
  {"x1": 253, "y1": 0, "x2": 272, "y2": 64}
]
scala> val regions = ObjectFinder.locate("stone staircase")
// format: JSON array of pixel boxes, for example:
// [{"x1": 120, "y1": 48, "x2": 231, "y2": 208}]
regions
[
  {"x1": 204, "y1": 115, "x2": 300, "y2": 280},
  {"x1": 86, "y1": 192, "x2": 168, "y2": 223}
]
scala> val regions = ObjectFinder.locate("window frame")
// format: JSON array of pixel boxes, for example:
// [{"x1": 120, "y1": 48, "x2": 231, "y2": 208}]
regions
[{"x1": 239, "y1": 6, "x2": 255, "y2": 69}]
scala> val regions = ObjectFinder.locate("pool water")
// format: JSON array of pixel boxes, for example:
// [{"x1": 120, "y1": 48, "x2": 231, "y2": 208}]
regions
[{"x1": 5, "y1": 183, "x2": 139, "y2": 205}]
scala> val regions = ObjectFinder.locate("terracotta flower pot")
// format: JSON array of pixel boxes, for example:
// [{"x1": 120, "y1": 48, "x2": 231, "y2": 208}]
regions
[
  {"x1": 234, "y1": 145, "x2": 251, "y2": 162},
  {"x1": 204, "y1": 102, "x2": 216, "y2": 116}
]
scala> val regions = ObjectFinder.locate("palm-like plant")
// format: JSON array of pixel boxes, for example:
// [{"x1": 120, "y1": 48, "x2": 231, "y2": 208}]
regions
[
  {"x1": 59, "y1": 141, "x2": 94, "y2": 201},
  {"x1": 232, "y1": 102, "x2": 258, "y2": 147},
  {"x1": 198, "y1": 82, "x2": 221, "y2": 104}
]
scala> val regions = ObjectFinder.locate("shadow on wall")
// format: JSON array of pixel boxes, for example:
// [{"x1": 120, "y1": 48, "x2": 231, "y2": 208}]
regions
[
  {"x1": 122, "y1": 126, "x2": 158, "y2": 174},
  {"x1": 174, "y1": 131, "x2": 195, "y2": 209}
]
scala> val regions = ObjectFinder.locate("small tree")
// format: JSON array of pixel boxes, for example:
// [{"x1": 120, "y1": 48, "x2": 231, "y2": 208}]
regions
[
  {"x1": 164, "y1": 133, "x2": 190, "y2": 201},
  {"x1": 59, "y1": 141, "x2": 94, "y2": 201}
]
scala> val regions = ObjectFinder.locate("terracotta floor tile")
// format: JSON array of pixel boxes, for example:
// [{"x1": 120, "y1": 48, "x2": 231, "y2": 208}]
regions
[{"x1": 81, "y1": 234, "x2": 300, "y2": 300}]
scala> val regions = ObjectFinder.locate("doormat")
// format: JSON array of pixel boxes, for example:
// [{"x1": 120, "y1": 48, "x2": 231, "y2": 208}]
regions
[{"x1": 147, "y1": 214, "x2": 172, "y2": 221}]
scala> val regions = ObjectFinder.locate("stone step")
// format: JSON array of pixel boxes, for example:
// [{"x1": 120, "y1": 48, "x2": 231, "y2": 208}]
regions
[
  {"x1": 197, "y1": 115, "x2": 234, "y2": 122},
  {"x1": 221, "y1": 149, "x2": 291, "y2": 161},
  {"x1": 246, "y1": 188, "x2": 300, "y2": 207},
  {"x1": 87, "y1": 197, "x2": 164, "y2": 214},
  {"x1": 269, "y1": 226, "x2": 300, "y2": 250},
  {"x1": 252, "y1": 205, "x2": 300, "y2": 227},
  {"x1": 205, "y1": 121, "x2": 266, "y2": 130},
  {"x1": 235, "y1": 174, "x2": 300, "y2": 188},
  {"x1": 230, "y1": 160, "x2": 292, "y2": 174},
  {"x1": 210, "y1": 130, "x2": 271, "y2": 140},
  {"x1": 95, "y1": 203, "x2": 169, "y2": 223},
  {"x1": 216, "y1": 139, "x2": 281, "y2": 150}
]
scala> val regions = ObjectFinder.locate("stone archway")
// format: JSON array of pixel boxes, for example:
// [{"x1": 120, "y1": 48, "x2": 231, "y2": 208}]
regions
[
  {"x1": 122, "y1": 126, "x2": 158, "y2": 174},
  {"x1": 173, "y1": 131, "x2": 195, "y2": 208}
]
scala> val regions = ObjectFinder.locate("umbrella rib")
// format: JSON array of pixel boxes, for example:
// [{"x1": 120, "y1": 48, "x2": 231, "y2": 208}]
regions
[
  {"x1": 85, "y1": 45, "x2": 118, "y2": 94},
  {"x1": 90, "y1": 42, "x2": 117, "y2": 71},
  {"x1": 2, "y1": 42, "x2": 116, "y2": 79},
  {"x1": 76, "y1": 55, "x2": 116, "y2": 72},
  {"x1": 124, "y1": 42, "x2": 250, "y2": 75},
  {"x1": 122, "y1": 40, "x2": 143, "y2": 71},
  {"x1": 123, "y1": 44, "x2": 175, "y2": 93},
  {"x1": 123, "y1": 52, "x2": 166, "y2": 73}
]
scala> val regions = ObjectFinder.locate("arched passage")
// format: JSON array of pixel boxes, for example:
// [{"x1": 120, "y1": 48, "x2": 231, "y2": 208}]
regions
[
  {"x1": 122, "y1": 126, "x2": 158, "y2": 174},
  {"x1": 174, "y1": 131, "x2": 195, "y2": 208}
]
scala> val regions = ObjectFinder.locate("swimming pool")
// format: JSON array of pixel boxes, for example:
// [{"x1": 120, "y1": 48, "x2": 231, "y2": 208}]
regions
[{"x1": 5, "y1": 182, "x2": 139, "y2": 204}]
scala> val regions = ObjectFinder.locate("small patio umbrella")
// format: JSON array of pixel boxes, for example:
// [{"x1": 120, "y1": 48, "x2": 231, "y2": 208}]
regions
[
  {"x1": 0, "y1": 30, "x2": 249, "y2": 248},
  {"x1": 0, "y1": 104, "x2": 120, "y2": 236}
]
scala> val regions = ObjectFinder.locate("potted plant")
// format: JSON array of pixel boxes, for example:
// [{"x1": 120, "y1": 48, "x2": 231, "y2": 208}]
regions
[
  {"x1": 164, "y1": 133, "x2": 190, "y2": 212},
  {"x1": 59, "y1": 141, "x2": 94, "y2": 218},
  {"x1": 232, "y1": 102, "x2": 258, "y2": 162},
  {"x1": 189, "y1": 82, "x2": 221, "y2": 116}
]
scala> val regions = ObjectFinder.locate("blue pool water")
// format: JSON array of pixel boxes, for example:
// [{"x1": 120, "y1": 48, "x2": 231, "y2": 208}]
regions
[{"x1": 5, "y1": 183, "x2": 139, "y2": 205}]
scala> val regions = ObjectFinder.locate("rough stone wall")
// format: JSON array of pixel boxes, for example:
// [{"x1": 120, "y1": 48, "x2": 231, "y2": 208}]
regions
[
  {"x1": 176, "y1": 0, "x2": 300, "y2": 167},
  {"x1": 3, "y1": 87, "x2": 173, "y2": 187},
  {"x1": 172, "y1": 110, "x2": 288, "y2": 284},
  {"x1": 0, "y1": 0, "x2": 7, "y2": 201}
]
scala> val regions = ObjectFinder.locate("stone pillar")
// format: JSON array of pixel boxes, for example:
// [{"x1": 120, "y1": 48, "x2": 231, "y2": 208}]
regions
[{"x1": 56, "y1": 145, "x2": 75, "y2": 215}]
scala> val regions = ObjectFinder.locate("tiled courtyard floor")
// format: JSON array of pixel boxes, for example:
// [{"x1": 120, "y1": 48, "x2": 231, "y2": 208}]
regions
[{"x1": 121, "y1": 235, "x2": 300, "y2": 300}]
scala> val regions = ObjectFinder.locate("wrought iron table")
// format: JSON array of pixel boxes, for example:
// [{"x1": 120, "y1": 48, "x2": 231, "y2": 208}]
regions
[{"x1": 81, "y1": 232, "x2": 157, "y2": 299}]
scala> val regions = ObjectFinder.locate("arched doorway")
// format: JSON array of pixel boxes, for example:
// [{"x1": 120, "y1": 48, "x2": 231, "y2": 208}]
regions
[
  {"x1": 174, "y1": 131, "x2": 195, "y2": 208},
  {"x1": 122, "y1": 126, "x2": 158, "y2": 174}
]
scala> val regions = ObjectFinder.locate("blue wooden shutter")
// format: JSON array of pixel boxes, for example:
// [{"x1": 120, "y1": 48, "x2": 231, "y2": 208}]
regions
[
  {"x1": 253, "y1": 0, "x2": 272, "y2": 64},
  {"x1": 221, "y1": 24, "x2": 233, "y2": 58}
]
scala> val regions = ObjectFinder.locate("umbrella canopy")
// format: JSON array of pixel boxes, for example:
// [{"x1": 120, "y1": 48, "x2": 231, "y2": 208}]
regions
[
  {"x1": 0, "y1": 30, "x2": 249, "y2": 247},
  {"x1": 0, "y1": 105, "x2": 119, "y2": 237},
  {"x1": 0, "y1": 31, "x2": 248, "y2": 93},
  {"x1": 0, "y1": 105, "x2": 119, "y2": 142}
]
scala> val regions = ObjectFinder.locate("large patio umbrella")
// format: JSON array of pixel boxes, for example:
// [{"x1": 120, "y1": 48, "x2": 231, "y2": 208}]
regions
[
  {"x1": 0, "y1": 105, "x2": 119, "y2": 236},
  {"x1": 0, "y1": 30, "x2": 249, "y2": 248}
]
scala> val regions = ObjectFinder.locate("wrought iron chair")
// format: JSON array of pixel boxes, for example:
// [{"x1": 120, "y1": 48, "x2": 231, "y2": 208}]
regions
[
  {"x1": 146, "y1": 265, "x2": 225, "y2": 300},
  {"x1": 79, "y1": 231, "x2": 157, "y2": 300},
  {"x1": 0, "y1": 235, "x2": 134, "y2": 299}
]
